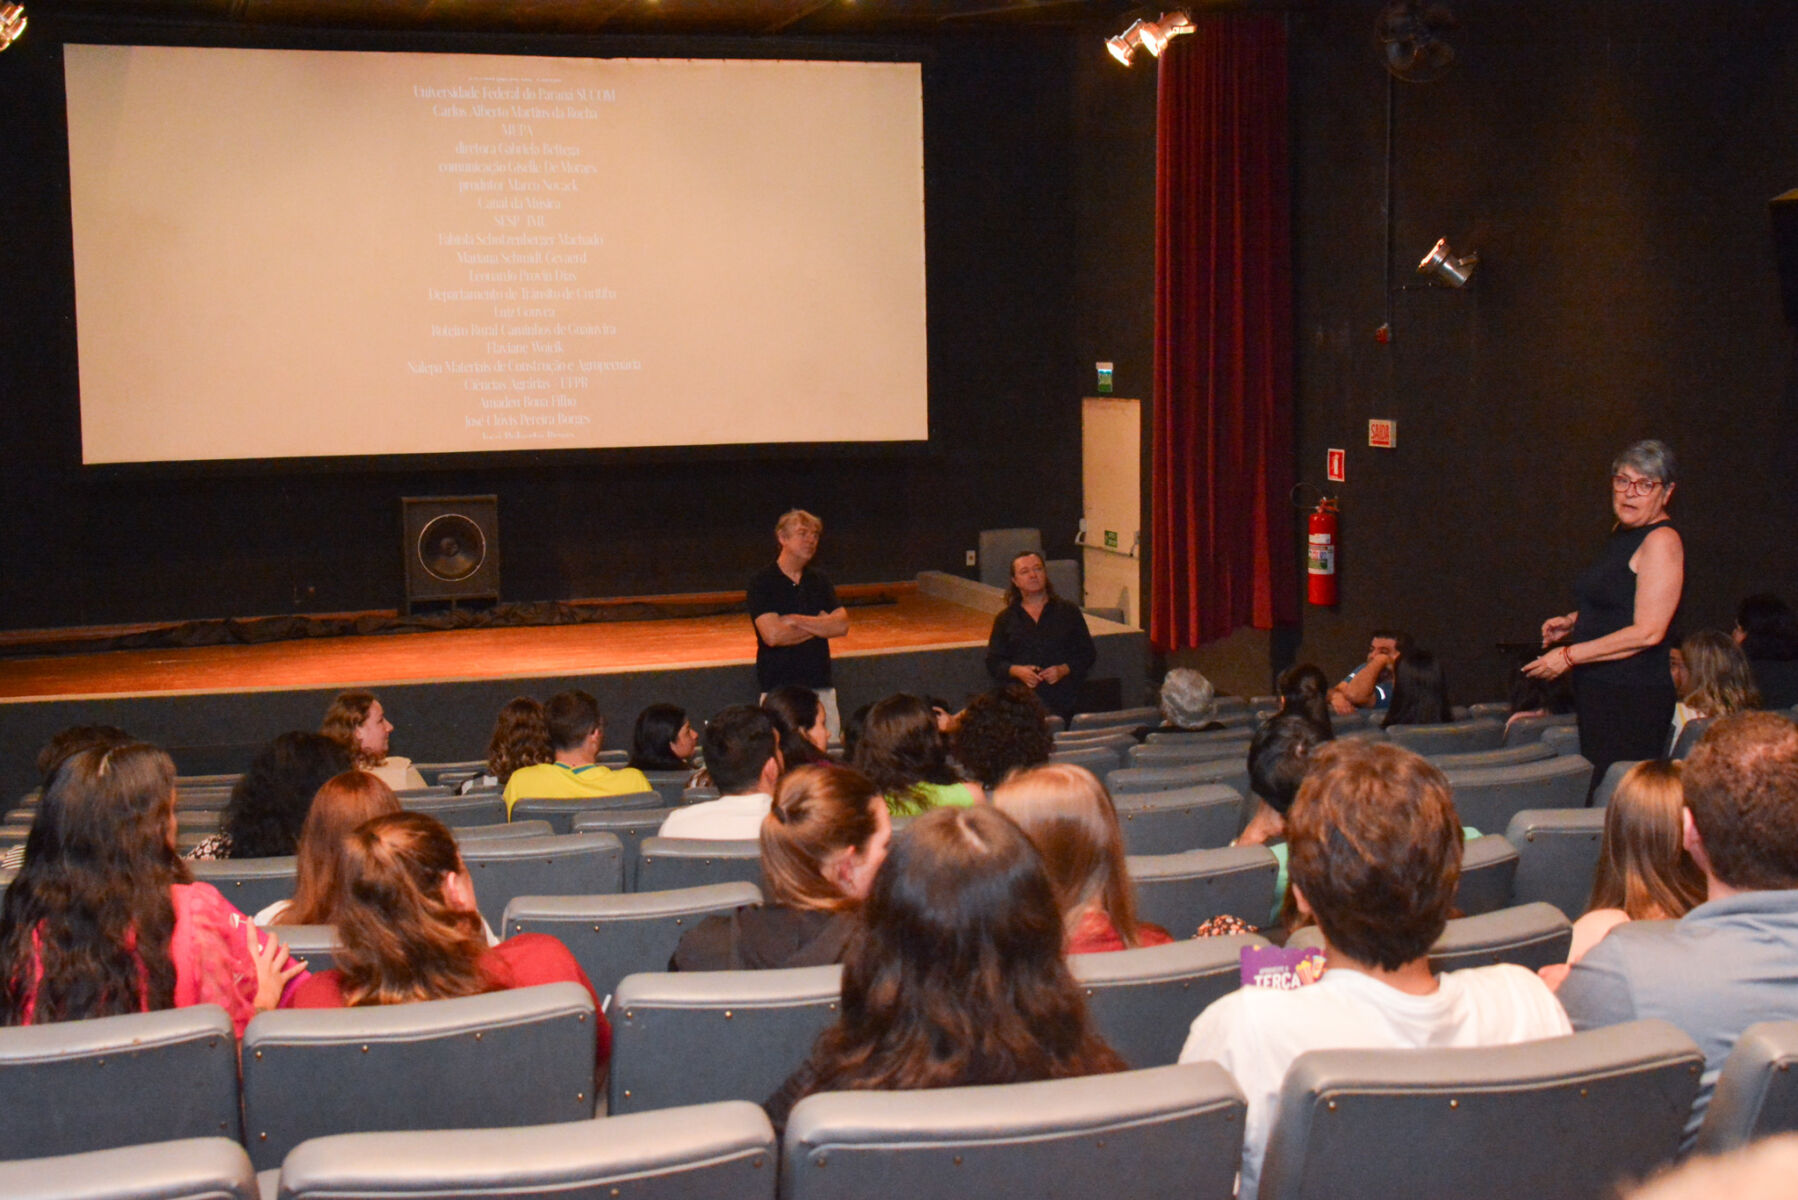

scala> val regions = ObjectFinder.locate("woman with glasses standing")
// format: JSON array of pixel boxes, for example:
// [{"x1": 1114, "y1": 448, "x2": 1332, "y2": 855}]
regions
[{"x1": 1523, "y1": 440, "x2": 1685, "y2": 793}]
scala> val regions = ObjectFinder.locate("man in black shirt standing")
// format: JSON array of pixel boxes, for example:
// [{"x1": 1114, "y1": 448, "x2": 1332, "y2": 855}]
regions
[{"x1": 748, "y1": 509, "x2": 849, "y2": 737}]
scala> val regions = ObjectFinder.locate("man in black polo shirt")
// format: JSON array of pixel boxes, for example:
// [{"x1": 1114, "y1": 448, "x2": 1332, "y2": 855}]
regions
[{"x1": 748, "y1": 509, "x2": 849, "y2": 736}]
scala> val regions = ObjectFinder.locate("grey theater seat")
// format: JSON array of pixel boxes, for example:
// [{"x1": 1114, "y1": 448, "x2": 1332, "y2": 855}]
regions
[
  {"x1": 401, "y1": 792, "x2": 508, "y2": 828},
  {"x1": 266, "y1": 924, "x2": 343, "y2": 975},
  {"x1": 1384, "y1": 718, "x2": 1505, "y2": 756},
  {"x1": 1113, "y1": 785, "x2": 1242, "y2": 855},
  {"x1": 510, "y1": 790, "x2": 664, "y2": 834},
  {"x1": 573, "y1": 805, "x2": 682, "y2": 890},
  {"x1": 1127, "y1": 845, "x2": 1279, "y2": 936},
  {"x1": 0, "y1": 1137, "x2": 257, "y2": 1200},
  {"x1": 1591, "y1": 758, "x2": 1643, "y2": 809},
  {"x1": 641, "y1": 769, "x2": 694, "y2": 808},
  {"x1": 609, "y1": 964, "x2": 842, "y2": 1115},
  {"x1": 637, "y1": 836, "x2": 764, "y2": 894},
  {"x1": 1442, "y1": 755, "x2": 1594, "y2": 835},
  {"x1": 1047, "y1": 743, "x2": 1128, "y2": 774},
  {"x1": 461, "y1": 832, "x2": 625, "y2": 929},
  {"x1": 411, "y1": 759, "x2": 486, "y2": 787},
  {"x1": 241, "y1": 981, "x2": 599, "y2": 1171},
  {"x1": 1144, "y1": 727, "x2": 1257, "y2": 747},
  {"x1": 1257, "y1": 1020, "x2": 1703, "y2": 1200},
  {"x1": 1540, "y1": 724, "x2": 1582, "y2": 755},
  {"x1": 780, "y1": 1063, "x2": 1246, "y2": 1200},
  {"x1": 1426, "y1": 742, "x2": 1557, "y2": 770},
  {"x1": 1454, "y1": 834, "x2": 1519, "y2": 917},
  {"x1": 0, "y1": 1005, "x2": 239, "y2": 1159},
  {"x1": 1108, "y1": 759, "x2": 1251, "y2": 801},
  {"x1": 1501, "y1": 711, "x2": 1579, "y2": 747},
  {"x1": 1466, "y1": 701, "x2": 1512, "y2": 720},
  {"x1": 1072, "y1": 933, "x2": 1268, "y2": 1069},
  {"x1": 191, "y1": 856, "x2": 297, "y2": 916},
  {"x1": 1069, "y1": 707, "x2": 1163, "y2": 733},
  {"x1": 1696, "y1": 1019, "x2": 1798, "y2": 1153},
  {"x1": 1289, "y1": 902, "x2": 1573, "y2": 974},
  {"x1": 1670, "y1": 715, "x2": 1714, "y2": 760},
  {"x1": 1052, "y1": 728, "x2": 1137, "y2": 748},
  {"x1": 278, "y1": 1103, "x2": 778, "y2": 1200},
  {"x1": 502, "y1": 882, "x2": 763, "y2": 1000},
  {"x1": 453, "y1": 819, "x2": 554, "y2": 843},
  {"x1": 1504, "y1": 807, "x2": 1606, "y2": 919},
  {"x1": 1127, "y1": 739, "x2": 1253, "y2": 768}
]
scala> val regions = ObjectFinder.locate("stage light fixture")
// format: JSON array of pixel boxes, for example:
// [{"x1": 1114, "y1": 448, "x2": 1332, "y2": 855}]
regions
[
  {"x1": 0, "y1": 4, "x2": 26, "y2": 52},
  {"x1": 1108, "y1": 11, "x2": 1194, "y2": 66},
  {"x1": 1418, "y1": 237, "x2": 1478, "y2": 287},
  {"x1": 1107, "y1": 20, "x2": 1147, "y2": 66}
]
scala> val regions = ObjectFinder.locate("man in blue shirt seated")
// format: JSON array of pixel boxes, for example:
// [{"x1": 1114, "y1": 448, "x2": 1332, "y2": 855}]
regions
[{"x1": 1328, "y1": 628, "x2": 1410, "y2": 716}]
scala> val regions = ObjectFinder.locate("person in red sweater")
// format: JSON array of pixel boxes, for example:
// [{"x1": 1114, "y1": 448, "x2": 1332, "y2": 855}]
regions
[
  {"x1": 288, "y1": 811, "x2": 609, "y2": 1068},
  {"x1": 993, "y1": 763, "x2": 1173, "y2": 953}
]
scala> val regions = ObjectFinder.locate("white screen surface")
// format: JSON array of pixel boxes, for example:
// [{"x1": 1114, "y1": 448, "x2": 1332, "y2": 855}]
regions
[{"x1": 63, "y1": 45, "x2": 928, "y2": 463}]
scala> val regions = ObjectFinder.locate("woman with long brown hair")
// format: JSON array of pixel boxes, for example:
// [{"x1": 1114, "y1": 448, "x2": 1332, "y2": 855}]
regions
[
  {"x1": 261, "y1": 771, "x2": 402, "y2": 926},
  {"x1": 765, "y1": 805, "x2": 1124, "y2": 1130},
  {"x1": 672, "y1": 763, "x2": 891, "y2": 971},
  {"x1": 321, "y1": 690, "x2": 428, "y2": 790},
  {"x1": 0, "y1": 743, "x2": 305, "y2": 1035},
  {"x1": 993, "y1": 763, "x2": 1171, "y2": 953},
  {"x1": 1670, "y1": 630, "x2": 1762, "y2": 750},
  {"x1": 853, "y1": 693, "x2": 982, "y2": 816}
]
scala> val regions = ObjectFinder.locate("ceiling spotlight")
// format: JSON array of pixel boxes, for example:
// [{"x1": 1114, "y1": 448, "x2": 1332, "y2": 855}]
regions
[
  {"x1": 1107, "y1": 20, "x2": 1147, "y2": 66},
  {"x1": 1418, "y1": 237, "x2": 1478, "y2": 287},
  {"x1": 1139, "y1": 10, "x2": 1195, "y2": 56},
  {"x1": 0, "y1": 4, "x2": 25, "y2": 52}
]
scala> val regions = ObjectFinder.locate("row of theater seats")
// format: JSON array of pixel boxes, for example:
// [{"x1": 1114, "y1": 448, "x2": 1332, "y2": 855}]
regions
[{"x1": 8, "y1": 991, "x2": 1798, "y2": 1199}]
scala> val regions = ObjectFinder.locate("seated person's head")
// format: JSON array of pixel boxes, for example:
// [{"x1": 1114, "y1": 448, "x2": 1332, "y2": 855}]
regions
[
  {"x1": 952, "y1": 684, "x2": 1053, "y2": 790},
  {"x1": 321, "y1": 691, "x2": 395, "y2": 768},
  {"x1": 224, "y1": 732, "x2": 352, "y2": 858},
  {"x1": 851, "y1": 694, "x2": 959, "y2": 810},
  {"x1": 280, "y1": 771, "x2": 403, "y2": 927},
  {"x1": 1682, "y1": 712, "x2": 1798, "y2": 892},
  {"x1": 1159, "y1": 669, "x2": 1219, "y2": 730},
  {"x1": 1248, "y1": 713, "x2": 1329, "y2": 822},
  {"x1": 992, "y1": 763, "x2": 1149, "y2": 947},
  {"x1": 630, "y1": 703, "x2": 697, "y2": 771},
  {"x1": 762, "y1": 763, "x2": 891, "y2": 909},
  {"x1": 702, "y1": 705, "x2": 781, "y2": 796},
  {"x1": 762, "y1": 686, "x2": 833, "y2": 769},
  {"x1": 1275, "y1": 664, "x2": 1333, "y2": 732},
  {"x1": 1591, "y1": 760, "x2": 1704, "y2": 921},
  {"x1": 1287, "y1": 740, "x2": 1462, "y2": 971},
  {"x1": 333, "y1": 811, "x2": 488, "y2": 1005},
  {"x1": 1679, "y1": 630, "x2": 1762, "y2": 717},
  {"x1": 1382, "y1": 648, "x2": 1451, "y2": 728},
  {"x1": 841, "y1": 703, "x2": 872, "y2": 761},
  {"x1": 545, "y1": 690, "x2": 603, "y2": 757},
  {"x1": 1508, "y1": 658, "x2": 1575, "y2": 717},
  {"x1": 35, "y1": 725, "x2": 134, "y2": 786},
  {"x1": 486, "y1": 697, "x2": 553, "y2": 784},
  {"x1": 1736, "y1": 593, "x2": 1798, "y2": 659}
]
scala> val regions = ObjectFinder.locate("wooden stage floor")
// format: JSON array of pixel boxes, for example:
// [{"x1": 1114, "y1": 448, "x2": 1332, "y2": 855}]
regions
[{"x1": 0, "y1": 586, "x2": 1000, "y2": 703}]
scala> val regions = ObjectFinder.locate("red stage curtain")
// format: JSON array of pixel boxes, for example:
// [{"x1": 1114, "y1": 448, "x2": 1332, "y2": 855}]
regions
[{"x1": 1150, "y1": 17, "x2": 1297, "y2": 652}]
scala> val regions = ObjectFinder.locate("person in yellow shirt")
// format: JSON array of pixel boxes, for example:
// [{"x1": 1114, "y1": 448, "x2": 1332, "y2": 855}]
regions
[{"x1": 501, "y1": 690, "x2": 650, "y2": 816}]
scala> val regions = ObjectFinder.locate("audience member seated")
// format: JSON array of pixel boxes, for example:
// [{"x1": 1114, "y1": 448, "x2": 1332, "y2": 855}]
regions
[
  {"x1": 457, "y1": 697, "x2": 553, "y2": 794},
  {"x1": 1671, "y1": 630, "x2": 1762, "y2": 751},
  {"x1": 0, "y1": 743, "x2": 306, "y2": 1036},
  {"x1": 322, "y1": 690, "x2": 428, "y2": 791},
  {"x1": 288, "y1": 811, "x2": 611, "y2": 1068},
  {"x1": 1505, "y1": 654, "x2": 1576, "y2": 733},
  {"x1": 1558, "y1": 711, "x2": 1798, "y2": 1145},
  {"x1": 188, "y1": 732, "x2": 351, "y2": 861},
  {"x1": 1381, "y1": 646, "x2": 1453, "y2": 728},
  {"x1": 1328, "y1": 628, "x2": 1410, "y2": 716},
  {"x1": 1180, "y1": 739, "x2": 1570, "y2": 1200},
  {"x1": 841, "y1": 702, "x2": 872, "y2": 761},
  {"x1": 762, "y1": 686, "x2": 834, "y2": 769},
  {"x1": 992, "y1": 763, "x2": 1172, "y2": 953},
  {"x1": 671, "y1": 763, "x2": 890, "y2": 971},
  {"x1": 501, "y1": 690, "x2": 651, "y2": 816},
  {"x1": 260, "y1": 770, "x2": 402, "y2": 926},
  {"x1": 1540, "y1": 761, "x2": 1702, "y2": 988},
  {"x1": 764, "y1": 805, "x2": 1125, "y2": 1131},
  {"x1": 658, "y1": 706, "x2": 782, "y2": 840},
  {"x1": 852, "y1": 693, "x2": 984, "y2": 816},
  {"x1": 1736, "y1": 592, "x2": 1798, "y2": 709},
  {"x1": 1153, "y1": 668, "x2": 1226, "y2": 733},
  {"x1": 1274, "y1": 663, "x2": 1334, "y2": 737},
  {"x1": 1238, "y1": 712, "x2": 1329, "y2": 851},
  {"x1": 627, "y1": 703, "x2": 699, "y2": 773},
  {"x1": 952, "y1": 684, "x2": 1053, "y2": 791},
  {"x1": 0, "y1": 724, "x2": 134, "y2": 873}
]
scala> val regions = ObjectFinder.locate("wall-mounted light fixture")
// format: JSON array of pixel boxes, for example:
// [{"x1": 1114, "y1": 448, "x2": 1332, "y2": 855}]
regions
[
  {"x1": 1418, "y1": 237, "x2": 1478, "y2": 287},
  {"x1": 0, "y1": 5, "x2": 26, "y2": 52},
  {"x1": 1107, "y1": 11, "x2": 1195, "y2": 66}
]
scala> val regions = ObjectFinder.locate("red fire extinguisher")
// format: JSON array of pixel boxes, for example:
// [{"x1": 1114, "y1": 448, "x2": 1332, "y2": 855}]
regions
[{"x1": 1307, "y1": 497, "x2": 1338, "y2": 606}]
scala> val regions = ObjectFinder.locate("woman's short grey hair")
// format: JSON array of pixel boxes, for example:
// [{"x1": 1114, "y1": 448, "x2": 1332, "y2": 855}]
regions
[
  {"x1": 1613, "y1": 440, "x2": 1677, "y2": 486},
  {"x1": 1159, "y1": 669, "x2": 1218, "y2": 728}
]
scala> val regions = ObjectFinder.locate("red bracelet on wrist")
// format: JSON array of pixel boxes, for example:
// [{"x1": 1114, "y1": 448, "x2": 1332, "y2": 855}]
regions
[{"x1": 1561, "y1": 645, "x2": 1576, "y2": 669}]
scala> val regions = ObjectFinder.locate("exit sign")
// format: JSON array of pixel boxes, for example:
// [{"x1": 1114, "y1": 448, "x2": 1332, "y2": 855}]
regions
[{"x1": 1368, "y1": 419, "x2": 1397, "y2": 449}]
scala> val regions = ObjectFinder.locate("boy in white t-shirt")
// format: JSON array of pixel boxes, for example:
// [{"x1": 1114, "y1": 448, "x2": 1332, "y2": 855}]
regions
[{"x1": 1180, "y1": 740, "x2": 1571, "y2": 1200}]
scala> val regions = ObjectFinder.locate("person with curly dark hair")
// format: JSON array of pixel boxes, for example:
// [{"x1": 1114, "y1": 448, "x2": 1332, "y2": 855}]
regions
[
  {"x1": 764, "y1": 805, "x2": 1124, "y2": 1131},
  {"x1": 762, "y1": 686, "x2": 834, "y2": 770},
  {"x1": 456, "y1": 697, "x2": 554, "y2": 794},
  {"x1": 952, "y1": 684, "x2": 1052, "y2": 790},
  {"x1": 852, "y1": 693, "x2": 982, "y2": 816},
  {"x1": 188, "y1": 732, "x2": 350, "y2": 860}
]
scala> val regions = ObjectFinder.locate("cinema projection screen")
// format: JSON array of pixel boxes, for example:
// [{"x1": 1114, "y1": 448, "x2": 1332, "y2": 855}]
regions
[{"x1": 63, "y1": 45, "x2": 929, "y2": 464}]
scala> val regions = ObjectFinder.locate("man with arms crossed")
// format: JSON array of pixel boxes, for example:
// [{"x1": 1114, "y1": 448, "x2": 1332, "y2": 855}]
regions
[
  {"x1": 1328, "y1": 629, "x2": 1409, "y2": 716},
  {"x1": 749, "y1": 509, "x2": 849, "y2": 738}
]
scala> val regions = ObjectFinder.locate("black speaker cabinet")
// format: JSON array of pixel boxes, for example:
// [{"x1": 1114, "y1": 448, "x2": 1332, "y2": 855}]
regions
[
  {"x1": 401, "y1": 495, "x2": 500, "y2": 614},
  {"x1": 1770, "y1": 189, "x2": 1798, "y2": 327}
]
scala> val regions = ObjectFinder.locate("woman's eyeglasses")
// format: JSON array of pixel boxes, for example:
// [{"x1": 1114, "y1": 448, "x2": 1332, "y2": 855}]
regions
[{"x1": 1610, "y1": 475, "x2": 1663, "y2": 496}]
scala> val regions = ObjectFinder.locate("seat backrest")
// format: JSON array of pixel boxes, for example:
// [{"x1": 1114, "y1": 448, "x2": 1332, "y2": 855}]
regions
[
  {"x1": 401, "y1": 792, "x2": 508, "y2": 828},
  {"x1": 0, "y1": 1136, "x2": 257, "y2": 1200},
  {"x1": 278, "y1": 1103, "x2": 778, "y2": 1200},
  {"x1": 190, "y1": 856, "x2": 297, "y2": 915},
  {"x1": 1501, "y1": 711, "x2": 1579, "y2": 747},
  {"x1": 641, "y1": 769, "x2": 695, "y2": 808},
  {"x1": 637, "y1": 836, "x2": 765, "y2": 895},
  {"x1": 1126, "y1": 845, "x2": 1279, "y2": 937},
  {"x1": 1454, "y1": 835, "x2": 1519, "y2": 917},
  {"x1": 1503, "y1": 807, "x2": 1606, "y2": 919},
  {"x1": 1048, "y1": 743, "x2": 1126, "y2": 773},
  {"x1": 266, "y1": 924, "x2": 343, "y2": 975},
  {"x1": 1465, "y1": 701, "x2": 1512, "y2": 720},
  {"x1": 1257, "y1": 1020, "x2": 1703, "y2": 1200},
  {"x1": 1591, "y1": 758, "x2": 1642, "y2": 809},
  {"x1": 410, "y1": 759, "x2": 486, "y2": 787},
  {"x1": 1107, "y1": 759, "x2": 1251, "y2": 799},
  {"x1": 1384, "y1": 718, "x2": 1506, "y2": 756},
  {"x1": 780, "y1": 1062, "x2": 1246, "y2": 1200},
  {"x1": 241, "y1": 982, "x2": 598, "y2": 1171},
  {"x1": 608, "y1": 964, "x2": 842, "y2": 1115},
  {"x1": 1426, "y1": 742, "x2": 1557, "y2": 770},
  {"x1": 1441, "y1": 755, "x2": 1595, "y2": 834},
  {"x1": 1127, "y1": 739, "x2": 1253, "y2": 768},
  {"x1": 1052, "y1": 728, "x2": 1138, "y2": 749},
  {"x1": 1670, "y1": 715, "x2": 1715, "y2": 760},
  {"x1": 509, "y1": 790, "x2": 663, "y2": 834},
  {"x1": 1286, "y1": 902, "x2": 1573, "y2": 973},
  {"x1": 1144, "y1": 726, "x2": 1257, "y2": 747},
  {"x1": 0, "y1": 1005, "x2": 239, "y2": 1159},
  {"x1": 453, "y1": 819, "x2": 555, "y2": 843},
  {"x1": 1696, "y1": 1019, "x2": 1798, "y2": 1153},
  {"x1": 1070, "y1": 707, "x2": 1163, "y2": 733},
  {"x1": 1540, "y1": 724, "x2": 1582, "y2": 755},
  {"x1": 1113, "y1": 785, "x2": 1242, "y2": 855},
  {"x1": 683, "y1": 786, "x2": 722, "y2": 804},
  {"x1": 460, "y1": 833, "x2": 625, "y2": 929},
  {"x1": 977, "y1": 527, "x2": 1042, "y2": 589},
  {"x1": 502, "y1": 882, "x2": 763, "y2": 1001},
  {"x1": 1071, "y1": 933, "x2": 1268, "y2": 1069},
  {"x1": 573, "y1": 805, "x2": 683, "y2": 890}
]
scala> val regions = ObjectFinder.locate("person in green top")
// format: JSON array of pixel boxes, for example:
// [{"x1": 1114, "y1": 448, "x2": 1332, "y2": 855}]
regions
[{"x1": 853, "y1": 693, "x2": 984, "y2": 817}]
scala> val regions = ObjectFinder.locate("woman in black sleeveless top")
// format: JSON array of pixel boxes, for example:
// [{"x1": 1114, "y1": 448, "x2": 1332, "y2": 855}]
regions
[{"x1": 1523, "y1": 440, "x2": 1685, "y2": 794}]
